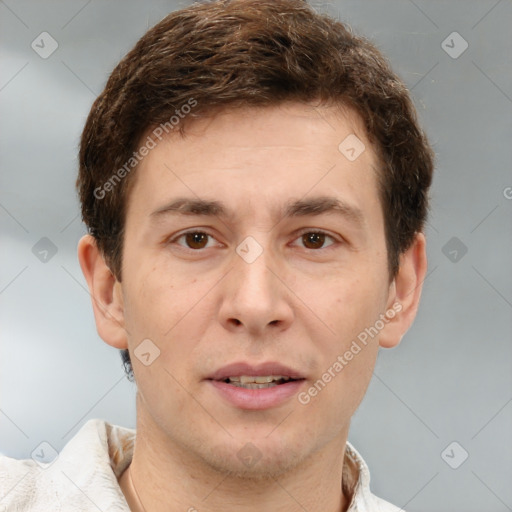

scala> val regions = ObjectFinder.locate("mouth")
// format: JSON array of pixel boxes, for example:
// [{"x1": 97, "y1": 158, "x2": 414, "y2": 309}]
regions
[
  {"x1": 219, "y1": 375, "x2": 302, "y2": 389},
  {"x1": 206, "y1": 362, "x2": 306, "y2": 409},
  {"x1": 207, "y1": 361, "x2": 305, "y2": 384}
]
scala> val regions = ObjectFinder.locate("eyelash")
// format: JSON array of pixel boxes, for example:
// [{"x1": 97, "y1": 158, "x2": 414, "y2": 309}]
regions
[{"x1": 168, "y1": 228, "x2": 339, "y2": 251}]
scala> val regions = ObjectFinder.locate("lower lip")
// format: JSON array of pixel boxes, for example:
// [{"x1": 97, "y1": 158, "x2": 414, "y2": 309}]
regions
[{"x1": 208, "y1": 380, "x2": 305, "y2": 410}]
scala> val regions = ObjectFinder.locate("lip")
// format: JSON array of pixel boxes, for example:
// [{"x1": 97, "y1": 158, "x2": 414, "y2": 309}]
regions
[
  {"x1": 207, "y1": 361, "x2": 305, "y2": 381},
  {"x1": 206, "y1": 361, "x2": 306, "y2": 410},
  {"x1": 208, "y1": 379, "x2": 305, "y2": 410}
]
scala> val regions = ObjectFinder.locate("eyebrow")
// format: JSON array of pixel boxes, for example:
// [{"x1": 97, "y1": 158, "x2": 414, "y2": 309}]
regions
[{"x1": 150, "y1": 195, "x2": 365, "y2": 227}]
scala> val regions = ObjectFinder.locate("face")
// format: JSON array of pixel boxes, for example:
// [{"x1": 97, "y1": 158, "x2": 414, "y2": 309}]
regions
[{"x1": 114, "y1": 102, "x2": 396, "y2": 477}]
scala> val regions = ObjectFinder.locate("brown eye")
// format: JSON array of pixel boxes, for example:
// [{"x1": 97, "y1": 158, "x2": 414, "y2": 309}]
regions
[
  {"x1": 184, "y1": 232, "x2": 209, "y2": 249},
  {"x1": 292, "y1": 230, "x2": 337, "y2": 250},
  {"x1": 302, "y1": 232, "x2": 325, "y2": 249}
]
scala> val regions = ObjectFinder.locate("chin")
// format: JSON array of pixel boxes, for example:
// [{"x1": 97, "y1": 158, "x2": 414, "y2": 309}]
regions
[{"x1": 201, "y1": 438, "x2": 308, "y2": 481}]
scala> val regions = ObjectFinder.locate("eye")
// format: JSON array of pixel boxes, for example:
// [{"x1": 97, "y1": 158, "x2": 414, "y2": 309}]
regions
[
  {"x1": 168, "y1": 229, "x2": 338, "y2": 251},
  {"x1": 170, "y1": 230, "x2": 220, "y2": 250},
  {"x1": 292, "y1": 230, "x2": 337, "y2": 250}
]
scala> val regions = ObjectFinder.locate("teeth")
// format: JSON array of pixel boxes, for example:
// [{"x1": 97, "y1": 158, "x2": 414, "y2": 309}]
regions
[
  {"x1": 230, "y1": 382, "x2": 279, "y2": 389},
  {"x1": 231, "y1": 375, "x2": 291, "y2": 384},
  {"x1": 224, "y1": 375, "x2": 292, "y2": 387}
]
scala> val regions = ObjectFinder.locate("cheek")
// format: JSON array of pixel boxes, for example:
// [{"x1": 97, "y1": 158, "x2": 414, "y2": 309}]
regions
[
  {"x1": 302, "y1": 269, "x2": 387, "y2": 344},
  {"x1": 297, "y1": 338, "x2": 378, "y2": 442},
  {"x1": 296, "y1": 270, "x2": 385, "y2": 410},
  {"x1": 123, "y1": 269, "x2": 199, "y2": 413},
  {"x1": 123, "y1": 260, "x2": 188, "y2": 337},
  {"x1": 122, "y1": 262, "x2": 214, "y2": 380}
]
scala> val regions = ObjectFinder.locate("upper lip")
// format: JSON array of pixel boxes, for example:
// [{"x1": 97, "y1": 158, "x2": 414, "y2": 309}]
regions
[{"x1": 207, "y1": 362, "x2": 305, "y2": 381}]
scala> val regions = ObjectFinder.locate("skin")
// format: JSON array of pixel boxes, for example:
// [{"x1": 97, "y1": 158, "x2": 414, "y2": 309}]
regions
[{"x1": 78, "y1": 101, "x2": 427, "y2": 512}]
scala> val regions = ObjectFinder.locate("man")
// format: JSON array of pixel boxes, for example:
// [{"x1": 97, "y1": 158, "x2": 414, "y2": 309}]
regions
[{"x1": 0, "y1": 0, "x2": 434, "y2": 510}]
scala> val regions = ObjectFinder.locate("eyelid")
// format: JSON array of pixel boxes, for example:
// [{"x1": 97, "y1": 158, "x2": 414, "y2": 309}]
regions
[
  {"x1": 168, "y1": 228, "x2": 223, "y2": 249},
  {"x1": 290, "y1": 228, "x2": 339, "y2": 249},
  {"x1": 168, "y1": 227, "x2": 340, "y2": 251}
]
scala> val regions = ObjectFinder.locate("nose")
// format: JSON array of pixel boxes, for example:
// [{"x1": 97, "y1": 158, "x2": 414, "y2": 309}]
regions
[{"x1": 218, "y1": 237, "x2": 294, "y2": 336}]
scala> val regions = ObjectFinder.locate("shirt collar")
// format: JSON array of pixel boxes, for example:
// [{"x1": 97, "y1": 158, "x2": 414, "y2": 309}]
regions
[{"x1": 59, "y1": 418, "x2": 377, "y2": 511}]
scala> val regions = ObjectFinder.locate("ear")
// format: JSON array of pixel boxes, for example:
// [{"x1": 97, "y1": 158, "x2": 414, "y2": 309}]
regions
[
  {"x1": 379, "y1": 232, "x2": 427, "y2": 349},
  {"x1": 77, "y1": 234, "x2": 127, "y2": 349}
]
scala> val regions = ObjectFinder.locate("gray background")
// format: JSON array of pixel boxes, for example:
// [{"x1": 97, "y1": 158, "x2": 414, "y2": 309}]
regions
[{"x1": 1, "y1": 1, "x2": 511, "y2": 511}]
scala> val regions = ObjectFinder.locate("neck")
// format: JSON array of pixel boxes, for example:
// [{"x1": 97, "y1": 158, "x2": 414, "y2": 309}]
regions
[{"x1": 119, "y1": 400, "x2": 352, "y2": 512}]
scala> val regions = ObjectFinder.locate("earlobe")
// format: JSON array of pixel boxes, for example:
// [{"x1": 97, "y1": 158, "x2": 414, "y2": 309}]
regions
[
  {"x1": 77, "y1": 234, "x2": 128, "y2": 349},
  {"x1": 379, "y1": 232, "x2": 427, "y2": 349}
]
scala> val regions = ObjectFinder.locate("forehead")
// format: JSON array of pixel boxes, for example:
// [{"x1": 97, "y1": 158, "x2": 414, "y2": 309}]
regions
[{"x1": 126, "y1": 102, "x2": 382, "y2": 226}]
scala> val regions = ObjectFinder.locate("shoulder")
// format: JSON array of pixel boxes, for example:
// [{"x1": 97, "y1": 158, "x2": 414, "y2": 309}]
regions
[
  {"x1": 0, "y1": 419, "x2": 133, "y2": 512},
  {"x1": 368, "y1": 494, "x2": 405, "y2": 511},
  {"x1": 345, "y1": 441, "x2": 405, "y2": 512},
  {"x1": 0, "y1": 454, "x2": 40, "y2": 510}
]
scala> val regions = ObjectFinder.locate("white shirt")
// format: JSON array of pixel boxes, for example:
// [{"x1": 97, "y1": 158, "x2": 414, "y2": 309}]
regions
[{"x1": 0, "y1": 419, "x2": 404, "y2": 511}]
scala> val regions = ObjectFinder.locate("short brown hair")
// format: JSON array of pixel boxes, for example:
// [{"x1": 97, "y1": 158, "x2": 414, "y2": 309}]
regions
[{"x1": 77, "y1": 0, "x2": 434, "y2": 380}]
